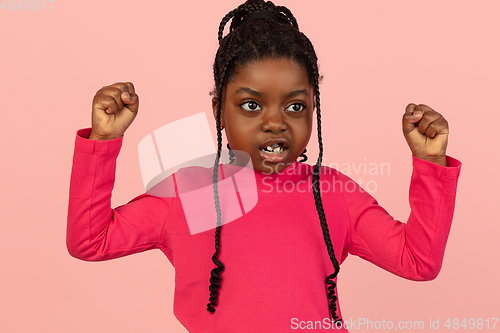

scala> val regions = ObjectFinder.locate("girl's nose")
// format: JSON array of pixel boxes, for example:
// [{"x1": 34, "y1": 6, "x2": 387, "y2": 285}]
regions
[{"x1": 260, "y1": 108, "x2": 288, "y2": 133}]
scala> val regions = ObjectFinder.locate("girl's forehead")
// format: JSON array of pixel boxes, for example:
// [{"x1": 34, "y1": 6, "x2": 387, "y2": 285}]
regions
[
  {"x1": 230, "y1": 58, "x2": 311, "y2": 87},
  {"x1": 235, "y1": 58, "x2": 307, "y2": 74}
]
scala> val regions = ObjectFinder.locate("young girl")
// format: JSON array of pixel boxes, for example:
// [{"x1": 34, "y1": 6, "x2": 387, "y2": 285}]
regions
[{"x1": 67, "y1": 0, "x2": 462, "y2": 331}]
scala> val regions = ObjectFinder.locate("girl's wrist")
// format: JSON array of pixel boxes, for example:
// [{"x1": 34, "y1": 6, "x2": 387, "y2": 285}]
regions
[
  {"x1": 88, "y1": 131, "x2": 121, "y2": 141},
  {"x1": 414, "y1": 154, "x2": 448, "y2": 167}
]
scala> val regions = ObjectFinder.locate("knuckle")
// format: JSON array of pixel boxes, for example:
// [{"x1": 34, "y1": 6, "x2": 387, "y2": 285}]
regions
[
  {"x1": 93, "y1": 96, "x2": 107, "y2": 107},
  {"x1": 104, "y1": 83, "x2": 128, "y2": 94},
  {"x1": 405, "y1": 103, "x2": 417, "y2": 111},
  {"x1": 100, "y1": 86, "x2": 121, "y2": 97},
  {"x1": 96, "y1": 87, "x2": 107, "y2": 96},
  {"x1": 100, "y1": 94, "x2": 114, "y2": 103},
  {"x1": 111, "y1": 86, "x2": 124, "y2": 93},
  {"x1": 115, "y1": 82, "x2": 129, "y2": 91}
]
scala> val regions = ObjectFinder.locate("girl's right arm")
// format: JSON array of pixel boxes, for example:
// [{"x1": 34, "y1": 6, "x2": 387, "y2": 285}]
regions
[{"x1": 66, "y1": 82, "x2": 173, "y2": 261}]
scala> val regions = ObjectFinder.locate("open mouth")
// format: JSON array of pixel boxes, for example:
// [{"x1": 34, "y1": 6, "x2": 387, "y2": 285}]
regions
[
  {"x1": 260, "y1": 142, "x2": 286, "y2": 154},
  {"x1": 258, "y1": 139, "x2": 290, "y2": 163}
]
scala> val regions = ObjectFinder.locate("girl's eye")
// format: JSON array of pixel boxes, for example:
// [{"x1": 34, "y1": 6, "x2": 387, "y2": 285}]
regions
[
  {"x1": 286, "y1": 103, "x2": 305, "y2": 112},
  {"x1": 241, "y1": 101, "x2": 261, "y2": 111}
]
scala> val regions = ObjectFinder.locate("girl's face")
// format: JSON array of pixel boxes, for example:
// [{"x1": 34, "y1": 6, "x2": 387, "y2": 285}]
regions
[{"x1": 212, "y1": 57, "x2": 315, "y2": 174}]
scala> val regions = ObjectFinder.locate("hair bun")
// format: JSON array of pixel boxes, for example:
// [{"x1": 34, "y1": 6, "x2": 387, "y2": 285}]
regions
[{"x1": 240, "y1": 9, "x2": 278, "y2": 25}]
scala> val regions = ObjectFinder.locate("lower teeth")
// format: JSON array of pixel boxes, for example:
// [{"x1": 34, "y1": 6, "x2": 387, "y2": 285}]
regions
[{"x1": 262, "y1": 148, "x2": 283, "y2": 154}]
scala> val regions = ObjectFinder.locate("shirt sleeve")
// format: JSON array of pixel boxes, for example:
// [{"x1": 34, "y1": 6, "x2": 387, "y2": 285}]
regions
[
  {"x1": 343, "y1": 155, "x2": 462, "y2": 281},
  {"x1": 66, "y1": 128, "x2": 173, "y2": 261}
]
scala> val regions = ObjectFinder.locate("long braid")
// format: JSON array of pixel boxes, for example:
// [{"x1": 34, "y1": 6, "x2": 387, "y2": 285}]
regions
[
  {"x1": 208, "y1": 0, "x2": 342, "y2": 321},
  {"x1": 208, "y1": 1, "x2": 263, "y2": 313},
  {"x1": 208, "y1": 6, "x2": 251, "y2": 312},
  {"x1": 310, "y1": 58, "x2": 342, "y2": 323},
  {"x1": 207, "y1": 48, "x2": 241, "y2": 313},
  {"x1": 301, "y1": 34, "x2": 342, "y2": 322},
  {"x1": 206, "y1": 99, "x2": 224, "y2": 313},
  {"x1": 206, "y1": 63, "x2": 228, "y2": 314}
]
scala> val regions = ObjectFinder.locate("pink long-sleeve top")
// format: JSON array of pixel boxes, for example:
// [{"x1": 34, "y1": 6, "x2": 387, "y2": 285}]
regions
[{"x1": 67, "y1": 128, "x2": 462, "y2": 332}]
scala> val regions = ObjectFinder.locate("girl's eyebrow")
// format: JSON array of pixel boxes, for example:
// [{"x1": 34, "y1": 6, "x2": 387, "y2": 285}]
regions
[
  {"x1": 234, "y1": 87, "x2": 263, "y2": 97},
  {"x1": 233, "y1": 87, "x2": 309, "y2": 98}
]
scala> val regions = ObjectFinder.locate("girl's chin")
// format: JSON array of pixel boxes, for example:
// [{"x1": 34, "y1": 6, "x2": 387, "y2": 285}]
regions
[{"x1": 255, "y1": 160, "x2": 295, "y2": 175}]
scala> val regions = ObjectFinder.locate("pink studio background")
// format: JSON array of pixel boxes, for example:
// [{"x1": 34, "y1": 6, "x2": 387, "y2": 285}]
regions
[{"x1": 1, "y1": 0, "x2": 498, "y2": 332}]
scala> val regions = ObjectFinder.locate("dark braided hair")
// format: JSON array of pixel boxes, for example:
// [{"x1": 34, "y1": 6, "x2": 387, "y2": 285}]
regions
[
  {"x1": 298, "y1": 148, "x2": 308, "y2": 163},
  {"x1": 208, "y1": 0, "x2": 342, "y2": 323}
]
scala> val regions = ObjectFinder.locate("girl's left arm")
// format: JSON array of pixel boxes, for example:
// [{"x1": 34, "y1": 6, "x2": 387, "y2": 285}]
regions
[
  {"x1": 343, "y1": 155, "x2": 461, "y2": 280},
  {"x1": 343, "y1": 103, "x2": 462, "y2": 280}
]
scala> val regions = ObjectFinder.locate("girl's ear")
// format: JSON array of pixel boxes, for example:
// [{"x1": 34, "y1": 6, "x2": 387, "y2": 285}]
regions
[{"x1": 211, "y1": 97, "x2": 225, "y2": 129}]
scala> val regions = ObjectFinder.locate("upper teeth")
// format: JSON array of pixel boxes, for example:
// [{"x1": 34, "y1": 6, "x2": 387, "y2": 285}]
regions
[{"x1": 263, "y1": 144, "x2": 284, "y2": 153}]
